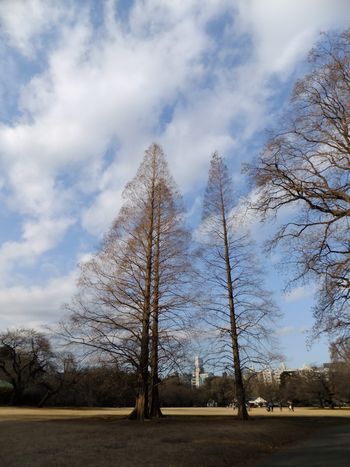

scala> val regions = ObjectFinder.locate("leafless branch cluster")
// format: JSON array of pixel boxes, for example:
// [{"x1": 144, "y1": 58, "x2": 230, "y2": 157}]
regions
[{"x1": 244, "y1": 29, "x2": 350, "y2": 342}]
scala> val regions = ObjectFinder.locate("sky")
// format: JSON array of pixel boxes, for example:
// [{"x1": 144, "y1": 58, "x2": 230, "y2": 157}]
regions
[{"x1": 0, "y1": 0, "x2": 350, "y2": 370}]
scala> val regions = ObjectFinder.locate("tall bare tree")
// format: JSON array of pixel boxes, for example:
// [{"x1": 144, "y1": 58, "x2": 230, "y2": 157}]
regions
[
  {"x1": 200, "y1": 152, "x2": 278, "y2": 420},
  {"x1": 245, "y1": 29, "x2": 350, "y2": 342},
  {"x1": 62, "y1": 143, "x2": 192, "y2": 420}
]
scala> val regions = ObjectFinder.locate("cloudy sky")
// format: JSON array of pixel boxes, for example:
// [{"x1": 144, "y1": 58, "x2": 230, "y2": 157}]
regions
[{"x1": 0, "y1": 0, "x2": 349, "y2": 369}]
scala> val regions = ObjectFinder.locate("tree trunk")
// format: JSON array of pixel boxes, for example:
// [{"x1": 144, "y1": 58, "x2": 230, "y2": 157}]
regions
[
  {"x1": 38, "y1": 390, "x2": 53, "y2": 408},
  {"x1": 149, "y1": 374, "x2": 163, "y2": 418},
  {"x1": 129, "y1": 260, "x2": 152, "y2": 420},
  {"x1": 150, "y1": 192, "x2": 164, "y2": 418},
  {"x1": 10, "y1": 385, "x2": 23, "y2": 406},
  {"x1": 221, "y1": 193, "x2": 249, "y2": 421},
  {"x1": 149, "y1": 305, "x2": 163, "y2": 417},
  {"x1": 129, "y1": 383, "x2": 149, "y2": 420},
  {"x1": 129, "y1": 285, "x2": 151, "y2": 420},
  {"x1": 129, "y1": 157, "x2": 156, "y2": 421}
]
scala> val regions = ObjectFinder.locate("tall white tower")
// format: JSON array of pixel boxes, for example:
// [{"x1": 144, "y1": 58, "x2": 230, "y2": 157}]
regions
[{"x1": 192, "y1": 356, "x2": 205, "y2": 388}]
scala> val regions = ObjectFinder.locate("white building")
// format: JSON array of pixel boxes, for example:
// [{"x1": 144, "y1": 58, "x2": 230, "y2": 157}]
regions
[
  {"x1": 258, "y1": 362, "x2": 287, "y2": 384},
  {"x1": 191, "y1": 356, "x2": 209, "y2": 387}
]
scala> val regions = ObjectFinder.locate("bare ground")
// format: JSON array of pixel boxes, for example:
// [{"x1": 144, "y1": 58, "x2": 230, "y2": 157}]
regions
[{"x1": 0, "y1": 407, "x2": 349, "y2": 467}]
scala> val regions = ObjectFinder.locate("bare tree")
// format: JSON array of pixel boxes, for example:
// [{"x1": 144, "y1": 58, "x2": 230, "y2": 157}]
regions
[
  {"x1": 245, "y1": 29, "x2": 350, "y2": 342},
  {"x1": 199, "y1": 152, "x2": 279, "y2": 420},
  {"x1": 37, "y1": 352, "x2": 80, "y2": 408},
  {"x1": 329, "y1": 338, "x2": 350, "y2": 404},
  {"x1": 330, "y1": 338, "x2": 350, "y2": 364},
  {"x1": 62, "y1": 143, "x2": 192, "y2": 420},
  {"x1": 0, "y1": 329, "x2": 53, "y2": 405}
]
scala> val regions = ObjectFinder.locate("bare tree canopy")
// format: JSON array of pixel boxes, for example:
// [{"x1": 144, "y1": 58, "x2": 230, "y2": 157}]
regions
[
  {"x1": 330, "y1": 338, "x2": 350, "y2": 364},
  {"x1": 200, "y1": 152, "x2": 279, "y2": 420},
  {"x1": 62, "y1": 143, "x2": 193, "y2": 420},
  {"x1": 245, "y1": 29, "x2": 350, "y2": 342},
  {"x1": 0, "y1": 329, "x2": 53, "y2": 405}
]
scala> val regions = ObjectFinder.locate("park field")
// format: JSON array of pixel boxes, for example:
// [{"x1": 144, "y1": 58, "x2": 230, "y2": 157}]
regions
[{"x1": 0, "y1": 407, "x2": 349, "y2": 466}]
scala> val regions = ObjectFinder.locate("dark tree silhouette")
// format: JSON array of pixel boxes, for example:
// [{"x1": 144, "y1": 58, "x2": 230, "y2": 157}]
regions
[{"x1": 0, "y1": 329, "x2": 53, "y2": 405}]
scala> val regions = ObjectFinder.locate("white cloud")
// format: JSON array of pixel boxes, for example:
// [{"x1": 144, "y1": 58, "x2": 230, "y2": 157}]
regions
[
  {"x1": 0, "y1": 0, "x2": 349, "y2": 331},
  {"x1": 236, "y1": 0, "x2": 350, "y2": 76},
  {"x1": 2, "y1": 0, "x2": 347, "y2": 226},
  {"x1": 275, "y1": 325, "x2": 309, "y2": 337},
  {"x1": 0, "y1": 271, "x2": 77, "y2": 329},
  {"x1": 0, "y1": 0, "x2": 71, "y2": 57},
  {"x1": 0, "y1": 0, "x2": 234, "y2": 243},
  {"x1": 81, "y1": 187, "x2": 124, "y2": 236},
  {"x1": 0, "y1": 216, "x2": 74, "y2": 284},
  {"x1": 284, "y1": 286, "x2": 316, "y2": 303},
  {"x1": 275, "y1": 326, "x2": 297, "y2": 336}
]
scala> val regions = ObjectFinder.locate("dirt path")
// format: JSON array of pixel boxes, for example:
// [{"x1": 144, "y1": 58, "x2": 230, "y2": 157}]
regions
[
  {"x1": 0, "y1": 407, "x2": 349, "y2": 466},
  {"x1": 256, "y1": 422, "x2": 350, "y2": 466}
]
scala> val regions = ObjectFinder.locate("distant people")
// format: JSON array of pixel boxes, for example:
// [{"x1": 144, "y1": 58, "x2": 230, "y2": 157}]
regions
[
  {"x1": 279, "y1": 401, "x2": 283, "y2": 412},
  {"x1": 267, "y1": 401, "x2": 274, "y2": 412},
  {"x1": 207, "y1": 399, "x2": 216, "y2": 407},
  {"x1": 288, "y1": 401, "x2": 294, "y2": 412}
]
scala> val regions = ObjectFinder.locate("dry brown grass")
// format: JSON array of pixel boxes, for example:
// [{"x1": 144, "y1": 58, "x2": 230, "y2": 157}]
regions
[{"x1": 0, "y1": 407, "x2": 349, "y2": 466}]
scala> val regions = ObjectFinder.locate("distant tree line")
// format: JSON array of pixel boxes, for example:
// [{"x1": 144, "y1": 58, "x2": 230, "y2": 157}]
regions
[
  {"x1": 1, "y1": 329, "x2": 349, "y2": 409},
  {"x1": 247, "y1": 360, "x2": 350, "y2": 408}
]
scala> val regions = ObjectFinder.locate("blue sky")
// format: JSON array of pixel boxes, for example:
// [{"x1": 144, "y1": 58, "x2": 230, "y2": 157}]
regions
[{"x1": 0, "y1": 0, "x2": 350, "y2": 369}]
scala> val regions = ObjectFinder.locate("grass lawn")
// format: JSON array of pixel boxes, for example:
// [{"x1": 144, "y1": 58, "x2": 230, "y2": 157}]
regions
[{"x1": 0, "y1": 407, "x2": 349, "y2": 466}]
